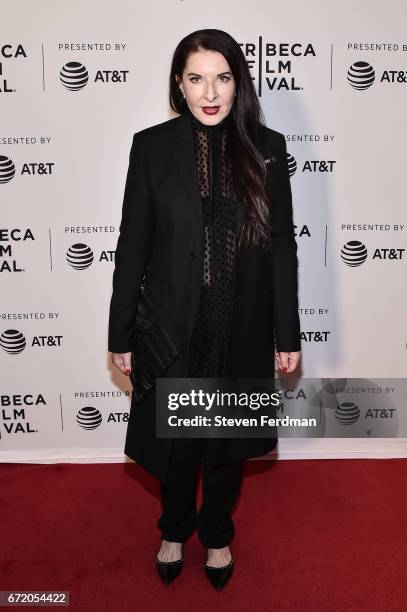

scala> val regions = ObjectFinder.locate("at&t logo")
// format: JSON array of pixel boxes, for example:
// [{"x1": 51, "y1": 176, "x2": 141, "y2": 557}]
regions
[
  {"x1": 0, "y1": 329, "x2": 63, "y2": 353},
  {"x1": 341, "y1": 241, "x2": 368, "y2": 266},
  {"x1": 335, "y1": 402, "x2": 360, "y2": 424},
  {"x1": 287, "y1": 155, "x2": 337, "y2": 177},
  {"x1": 347, "y1": 60, "x2": 407, "y2": 89},
  {"x1": 76, "y1": 406, "x2": 102, "y2": 429},
  {"x1": 0, "y1": 157, "x2": 54, "y2": 183},
  {"x1": 60, "y1": 61, "x2": 129, "y2": 90},
  {"x1": 287, "y1": 153, "x2": 297, "y2": 177},
  {"x1": 347, "y1": 62, "x2": 375, "y2": 90},
  {"x1": 66, "y1": 243, "x2": 115, "y2": 268},
  {"x1": 66, "y1": 243, "x2": 94, "y2": 269},
  {"x1": 341, "y1": 240, "x2": 406, "y2": 266},
  {"x1": 0, "y1": 329, "x2": 26, "y2": 354},
  {"x1": 0, "y1": 156, "x2": 16, "y2": 183}
]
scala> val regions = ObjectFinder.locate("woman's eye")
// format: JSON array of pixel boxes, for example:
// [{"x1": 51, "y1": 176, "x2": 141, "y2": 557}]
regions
[{"x1": 189, "y1": 76, "x2": 231, "y2": 83}]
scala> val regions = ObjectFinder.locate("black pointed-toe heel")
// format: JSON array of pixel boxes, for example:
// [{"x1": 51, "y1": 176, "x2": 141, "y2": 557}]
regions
[
  {"x1": 203, "y1": 552, "x2": 234, "y2": 591},
  {"x1": 155, "y1": 545, "x2": 184, "y2": 585}
]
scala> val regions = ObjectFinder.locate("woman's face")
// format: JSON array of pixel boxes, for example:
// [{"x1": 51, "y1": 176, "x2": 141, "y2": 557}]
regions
[{"x1": 176, "y1": 49, "x2": 236, "y2": 125}]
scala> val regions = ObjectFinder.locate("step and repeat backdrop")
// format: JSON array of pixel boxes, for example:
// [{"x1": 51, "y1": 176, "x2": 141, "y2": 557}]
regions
[{"x1": 1, "y1": 0, "x2": 406, "y2": 462}]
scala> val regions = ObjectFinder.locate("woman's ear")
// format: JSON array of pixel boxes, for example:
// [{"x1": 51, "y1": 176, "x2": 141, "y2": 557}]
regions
[{"x1": 175, "y1": 75, "x2": 184, "y2": 97}]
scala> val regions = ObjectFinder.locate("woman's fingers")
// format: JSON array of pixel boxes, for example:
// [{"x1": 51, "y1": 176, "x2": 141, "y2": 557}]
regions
[
  {"x1": 122, "y1": 352, "x2": 132, "y2": 373},
  {"x1": 274, "y1": 351, "x2": 283, "y2": 370},
  {"x1": 275, "y1": 351, "x2": 301, "y2": 373},
  {"x1": 111, "y1": 352, "x2": 132, "y2": 375},
  {"x1": 287, "y1": 352, "x2": 301, "y2": 372},
  {"x1": 114, "y1": 350, "x2": 301, "y2": 376}
]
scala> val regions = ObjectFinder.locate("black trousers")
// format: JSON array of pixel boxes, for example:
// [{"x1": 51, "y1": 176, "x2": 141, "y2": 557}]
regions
[{"x1": 157, "y1": 437, "x2": 245, "y2": 548}]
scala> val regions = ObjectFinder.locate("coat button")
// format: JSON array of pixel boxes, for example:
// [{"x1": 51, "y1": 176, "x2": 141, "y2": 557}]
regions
[
  {"x1": 189, "y1": 250, "x2": 197, "y2": 259},
  {"x1": 185, "y1": 295, "x2": 192, "y2": 304}
]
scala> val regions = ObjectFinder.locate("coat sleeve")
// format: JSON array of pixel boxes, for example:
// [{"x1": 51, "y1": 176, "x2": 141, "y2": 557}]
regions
[
  {"x1": 270, "y1": 134, "x2": 301, "y2": 352},
  {"x1": 108, "y1": 133, "x2": 155, "y2": 353}
]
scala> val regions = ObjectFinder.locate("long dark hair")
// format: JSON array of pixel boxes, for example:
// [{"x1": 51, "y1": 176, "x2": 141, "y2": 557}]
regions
[{"x1": 169, "y1": 29, "x2": 272, "y2": 251}]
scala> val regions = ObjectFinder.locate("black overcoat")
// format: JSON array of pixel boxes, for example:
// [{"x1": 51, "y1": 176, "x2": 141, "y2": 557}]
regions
[{"x1": 108, "y1": 110, "x2": 301, "y2": 483}]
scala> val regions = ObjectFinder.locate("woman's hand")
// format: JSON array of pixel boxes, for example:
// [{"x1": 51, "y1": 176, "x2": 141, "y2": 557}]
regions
[
  {"x1": 111, "y1": 352, "x2": 132, "y2": 376},
  {"x1": 275, "y1": 351, "x2": 301, "y2": 374}
]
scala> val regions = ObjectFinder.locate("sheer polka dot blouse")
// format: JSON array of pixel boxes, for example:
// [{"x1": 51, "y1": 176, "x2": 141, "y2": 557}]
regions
[{"x1": 186, "y1": 109, "x2": 239, "y2": 378}]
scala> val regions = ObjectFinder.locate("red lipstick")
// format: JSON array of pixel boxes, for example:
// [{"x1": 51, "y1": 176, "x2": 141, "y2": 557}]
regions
[{"x1": 202, "y1": 106, "x2": 220, "y2": 115}]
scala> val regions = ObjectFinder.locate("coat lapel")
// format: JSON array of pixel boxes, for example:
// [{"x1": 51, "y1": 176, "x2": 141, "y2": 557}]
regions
[{"x1": 172, "y1": 111, "x2": 203, "y2": 229}]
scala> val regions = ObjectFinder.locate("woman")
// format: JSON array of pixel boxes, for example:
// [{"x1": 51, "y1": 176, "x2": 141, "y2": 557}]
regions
[{"x1": 108, "y1": 29, "x2": 301, "y2": 590}]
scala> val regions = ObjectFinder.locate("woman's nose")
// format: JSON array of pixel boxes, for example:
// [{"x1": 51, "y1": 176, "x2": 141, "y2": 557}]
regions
[{"x1": 204, "y1": 82, "x2": 217, "y2": 101}]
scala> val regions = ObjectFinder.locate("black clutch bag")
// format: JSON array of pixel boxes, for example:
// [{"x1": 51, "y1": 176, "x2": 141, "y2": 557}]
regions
[{"x1": 129, "y1": 285, "x2": 179, "y2": 403}]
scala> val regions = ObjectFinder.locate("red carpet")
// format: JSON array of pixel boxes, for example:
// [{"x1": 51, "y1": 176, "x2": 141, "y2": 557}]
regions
[{"x1": 1, "y1": 458, "x2": 406, "y2": 611}]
